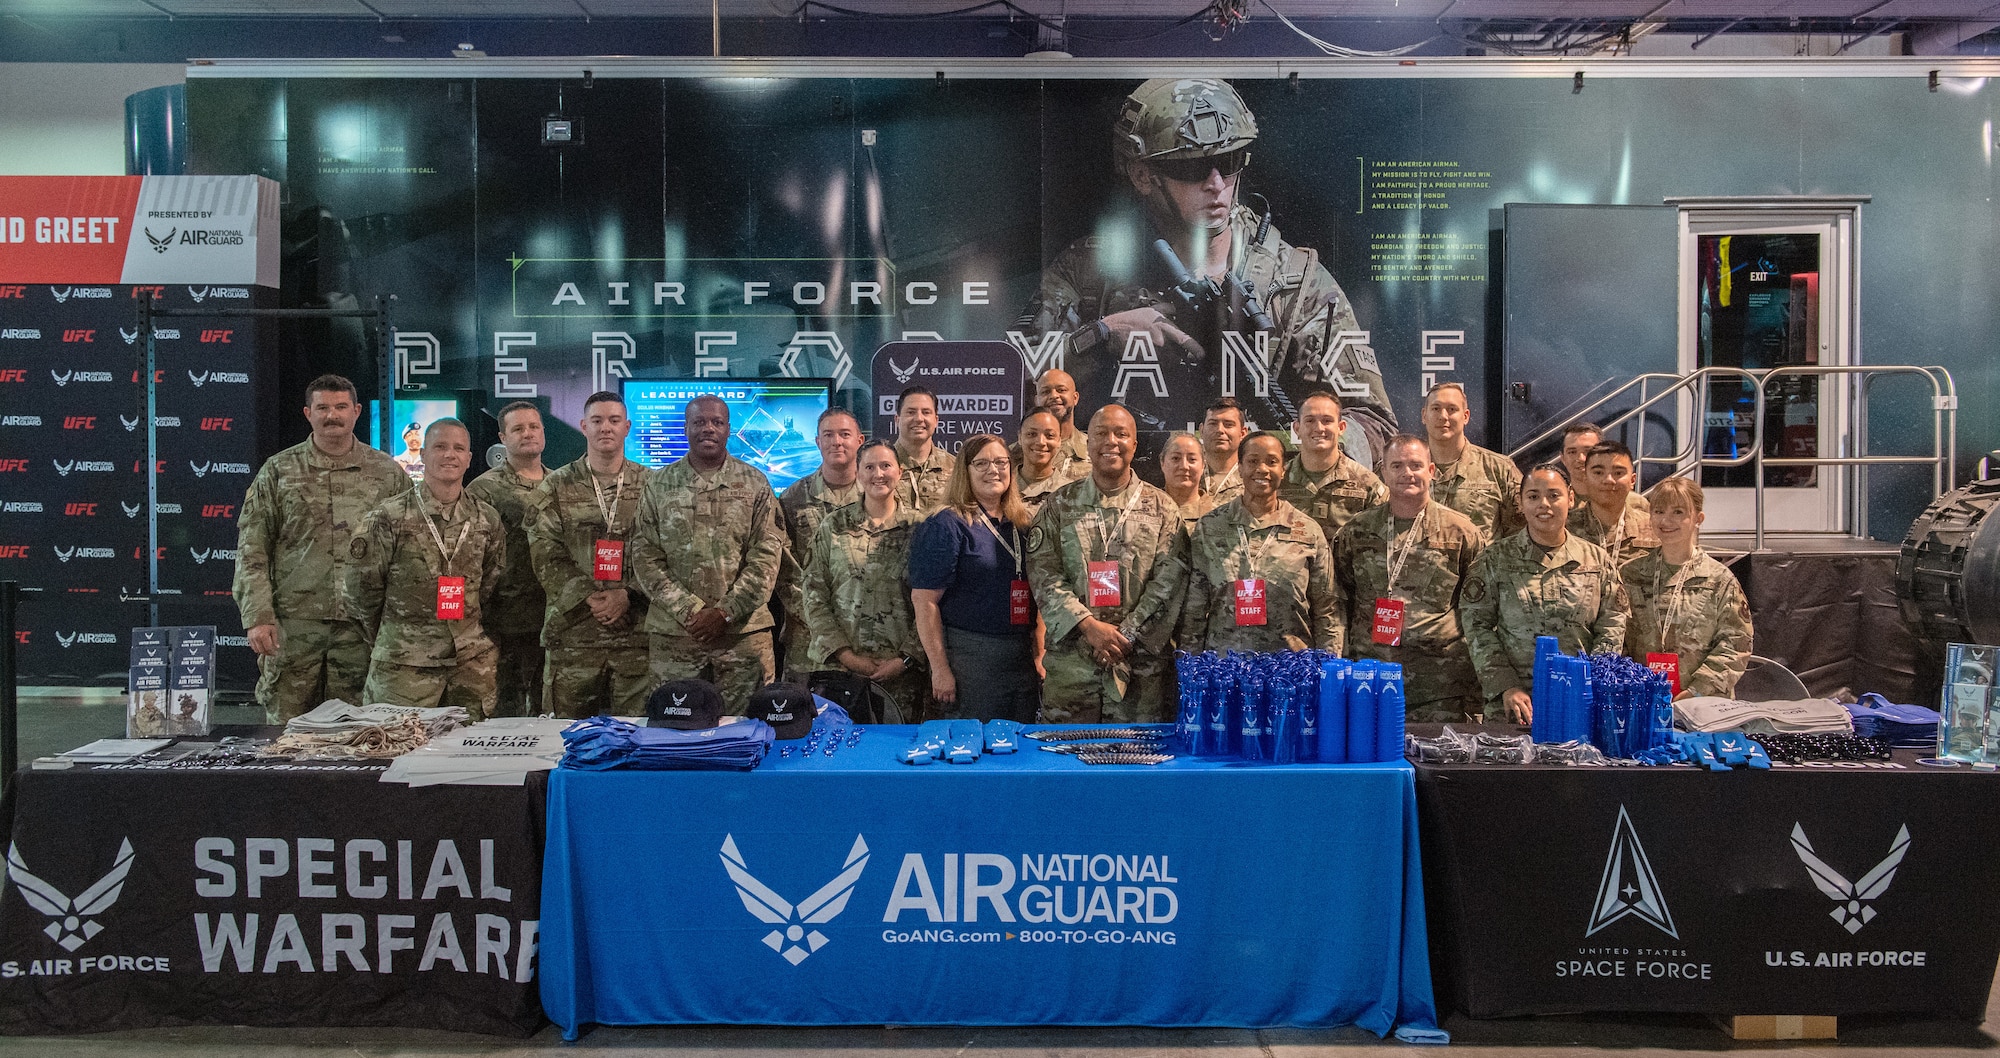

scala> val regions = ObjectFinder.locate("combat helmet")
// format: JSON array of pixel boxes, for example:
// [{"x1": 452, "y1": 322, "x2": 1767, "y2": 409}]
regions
[{"x1": 1112, "y1": 78, "x2": 1258, "y2": 177}]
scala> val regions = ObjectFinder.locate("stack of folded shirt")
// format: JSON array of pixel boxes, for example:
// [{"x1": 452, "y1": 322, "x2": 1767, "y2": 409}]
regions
[
  {"x1": 262, "y1": 699, "x2": 470, "y2": 760},
  {"x1": 1674, "y1": 696, "x2": 1854, "y2": 736},
  {"x1": 1845, "y1": 693, "x2": 1942, "y2": 749},
  {"x1": 287, "y1": 699, "x2": 468, "y2": 739},
  {"x1": 559, "y1": 715, "x2": 774, "y2": 771},
  {"x1": 381, "y1": 717, "x2": 572, "y2": 786}
]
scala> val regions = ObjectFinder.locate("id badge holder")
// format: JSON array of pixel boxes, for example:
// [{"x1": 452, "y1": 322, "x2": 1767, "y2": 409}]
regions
[
  {"x1": 436, "y1": 576, "x2": 467, "y2": 620},
  {"x1": 1234, "y1": 578, "x2": 1267, "y2": 626},
  {"x1": 1009, "y1": 580, "x2": 1033, "y2": 625},
  {"x1": 1087, "y1": 560, "x2": 1122, "y2": 608},
  {"x1": 593, "y1": 538, "x2": 625, "y2": 581},
  {"x1": 1645, "y1": 652, "x2": 1681, "y2": 696},
  {"x1": 1372, "y1": 597, "x2": 1406, "y2": 646}
]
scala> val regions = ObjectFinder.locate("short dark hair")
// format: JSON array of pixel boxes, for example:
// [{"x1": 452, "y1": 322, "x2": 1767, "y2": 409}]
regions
[
  {"x1": 684, "y1": 394, "x2": 729, "y2": 421},
  {"x1": 423, "y1": 417, "x2": 470, "y2": 443},
  {"x1": 305, "y1": 373, "x2": 357, "y2": 405},
  {"x1": 1521, "y1": 461, "x2": 1573, "y2": 493},
  {"x1": 1204, "y1": 397, "x2": 1244, "y2": 420},
  {"x1": 1237, "y1": 430, "x2": 1289, "y2": 464},
  {"x1": 1585, "y1": 440, "x2": 1634, "y2": 466},
  {"x1": 582, "y1": 391, "x2": 623, "y2": 413},
  {"x1": 896, "y1": 386, "x2": 937, "y2": 413},
  {"x1": 1022, "y1": 404, "x2": 1058, "y2": 420},
  {"x1": 1562, "y1": 422, "x2": 1603, "y2": 440},
  {"x1": 858, "y1": 439, "x2": 897, "y2": 462},
  {"x1": 498, "y1": 400, "x2": 541, "y2": 426},
  {"x1": 1382, "y1": 432, "x2": 1431, "y2": 460},
  {"x1": 1296, "y1": 387, "x2": 1343, "y2": 415},
  {"x1": 816, "y1": 407, "x2": 860, "y2": 431}
]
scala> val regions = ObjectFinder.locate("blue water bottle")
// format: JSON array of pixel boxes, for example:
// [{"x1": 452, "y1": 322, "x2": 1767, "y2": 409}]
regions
[
  {"x1": 1375, "y1": 663, "x2": 1407, "y2": 762},
  {"x1": 1296, "y1": 657, "x2": 1321, "y2": 763},
  {"x1": 1271, "y1": 678, "x2": 1298, "y2": 765},
  {"x1": 1531, "y1": 635, "x2": 1560, "y2": 742},
  {"x1": 1206, "y1": 659, "x2": 1235, "y2": 758},
  {"x1": 1347, "y1": 660, "x2": 1379, "y2": 762},
  {"x1": 1317, "y1": 656, "x2": 1350, "y2": 763},
  {"x1": 1238, "y1": 669, "x2": 1268, "y2": 762}
]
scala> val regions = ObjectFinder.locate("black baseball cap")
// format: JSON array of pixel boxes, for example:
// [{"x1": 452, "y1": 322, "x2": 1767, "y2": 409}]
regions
[
  {"x1": 748, "y1": 684, "x2": 818, "y2": 740},
  {"x1": 647, "y1": 679, "x2": 724, "y2": 729}
]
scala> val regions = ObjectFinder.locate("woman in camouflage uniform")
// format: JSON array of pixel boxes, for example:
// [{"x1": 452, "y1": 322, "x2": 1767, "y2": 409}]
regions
[
  {"x1": 802, "y1": 441, "x2": 929, "y2": 719},
  {"x1": 1620, "y1": 476, "x2": 1753, "y2": 699}
]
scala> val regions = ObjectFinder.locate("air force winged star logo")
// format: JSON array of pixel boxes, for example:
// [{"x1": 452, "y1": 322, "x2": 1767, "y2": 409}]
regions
[
  {"x1": 6, "y1": 839, "x2": 135, "y2": 952},
  {"x1": 1792, "y1": 823, "x2": 1910, "y2": 934},
  {"x1": 720, "y1": 834, "x2": 869, "y2": 965},
  {"x1": 889, "y1": 357, "x2": 920, "y2": 385},
  {"x1": 1587, "y1": 805, "x2": 1677, "y2": 938},
  {"x1": 144, "y1": 227, "x2": 175, "y2": 254}
]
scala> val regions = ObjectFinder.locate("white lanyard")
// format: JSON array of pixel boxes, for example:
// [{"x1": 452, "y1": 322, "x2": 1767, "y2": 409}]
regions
[
  {"x1": 591, "y1": 461, "x2": 628, "y2": 535},
  {"x1": 1652, "y1": 549, "x2": 1702, "y2": 649},
  {"x1": 980, "y1": 511, "x2": 1024, "y2": 579},
  {"x1": 1384, "y1": 504, "x2": 1427, "y2": 595},
  {"x1": 1094, "y1": 480, "x2": 1144, "y2": 560},
  {"x1": 1235, "y1": 523, "x2": 1272, "y2": 583},
  {"x1": 413, "y1": 483, "x2": 470, "y2": 577}
]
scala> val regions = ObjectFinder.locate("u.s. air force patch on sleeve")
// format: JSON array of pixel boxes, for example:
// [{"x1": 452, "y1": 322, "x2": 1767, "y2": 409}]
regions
[
  {"x1": 350, "y1": 537, "x2": 369, "y2": 560},
  {"x1": 1461, "y1": 575, "x2": 1486, "y2": 603}
]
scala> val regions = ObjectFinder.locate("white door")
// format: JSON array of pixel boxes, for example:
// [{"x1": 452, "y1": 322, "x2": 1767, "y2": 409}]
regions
[{"x1": 1676, "y1": 207, "x2": 1856, "y2": 535}]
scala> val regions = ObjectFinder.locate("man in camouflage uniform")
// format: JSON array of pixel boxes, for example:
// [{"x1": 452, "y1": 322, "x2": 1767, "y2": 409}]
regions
[
  {"x1": 234, "y1": 374, "x2": 409, "y2": 721},
  {"x1": 1179, "y1": 433, "x2": 1341, "y2": 655},
  {"x1": 1459, "y1": 465, "x2": 1629, "y2": 724},
  {"x1": 1422, "y1": 382, "x2": 1523, "y2": 543},
  {"x1": 1011, "y1": 370, "x2": 1091, "y2": 480},
  {"x1": 892, "y1": 386, "x2": 955, "y2": 514},
  {"x1": 1027, "y1": 404, "x2": 1186, "y2": 723},
  {"x1": 1198, "y1": 399, "x2": 1247, "y2": 504},
  {"x1": 344, "y1": 419, "x2": 506, "y2": 718},
  {"x1": 1562, "y1": 423, "x2": 1650, "y2": 520},
  {"x1": 1568, "y1": 440, "x2": 1659, "y2": 567},
  {"x1": 1016, "y1": 78, "x2": 1396, "y2": 463},
  {"x1": 465, "y1": 400, "x2": 547, "y2": 715},
  {"x1": 631, "y1": 395, "x2": 787, "y2": 712},
  {"x1": 1281, "y1": 388, "x2": 1387, "y2": 542},
  {"x1": 1333, "y1": 434, "x2": 1484, "y2": 722},
  {"x1": 528, "y1": 391, "x2": 652, "y2": 718},
  {"x1": 776, "y1": 408, "x2": 864, "y2": 680}
]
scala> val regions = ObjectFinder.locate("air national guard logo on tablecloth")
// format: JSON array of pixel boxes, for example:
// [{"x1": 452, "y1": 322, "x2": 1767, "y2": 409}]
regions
[
  {"x1": 1790, "y1": 822, "x2": 1910, "y2": 935},
  {"x1": 720, "y1": 834, "x2": 870, "y2": 966}
]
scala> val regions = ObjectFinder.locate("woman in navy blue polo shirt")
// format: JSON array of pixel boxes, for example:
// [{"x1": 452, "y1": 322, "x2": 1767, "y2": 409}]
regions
[{"x1": 910, "y1": 432, "x2": 1040, "y2": 722}]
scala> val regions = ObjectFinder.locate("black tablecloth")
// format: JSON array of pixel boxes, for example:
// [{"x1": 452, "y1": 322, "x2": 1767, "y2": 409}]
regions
[
  {"x1": 0, "y1": 757, "x2": 547, "y2": 1036},
  {"x1": 1415, "y1": 737, "x2": 2000, "y2": 1020}
]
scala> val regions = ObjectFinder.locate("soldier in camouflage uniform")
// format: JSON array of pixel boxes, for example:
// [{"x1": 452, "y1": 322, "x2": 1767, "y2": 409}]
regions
[
  {"x1": 528, "y1": 392, "x2": 652, "y2": 718},
  {"x1": 1567, "y1": 440, "x2": 1659, "y2": 567},
  {"x1": 1281, "y1": 389, "x2": 1387, "y2": 542},
  {"x1": 1027, "y1": 405, "x2": 1186, "y2": 723},
  {"x1": 1332, "y1": 434, "x2": 1484, "y2": 722},
  {"x1": 1197, "y1": 399, "x2": 1246, "y2": 505},
  {"x1": 344, "y1": 419, "x2": 506, "y2": 718},
  {"x1": 1016, "y1": 78, "x2": 1396, "y2": 464},
  {"x1": 1422, "y1": 382, "x2": 1523, "y2": 542},
  {"x1": 776, "y1": 408, "x2": 864, "y2": 680},
  {"x1": 1016, "y1": 406, "x2": 1087, "y2": 516},
  {"x1": 1157, "y1": 431, "x2": 1215, "y2": 528},
  {"x1": 891, "y1": 386, "x2": 955, "y2": 514},
  {"x1": 234, "y1": 374, "x2": 409, "y2": 722},
  {"x1": 1460, "y1": 464, "x2": 1630, "y2": 724},
  {"x1": 1619, "y1": 476, "x2": 1753, "y2": 698},
  {"x1": 630, "y1": 396, "x2": 788, "y2": 713},
  {"x1": 1562, "y1": 423, "x2": 1651, "y2": 521},
  {"x1": 1010, "y1": 371, "x2": 1091, "y2": 481},
  {"x1": 1180, "y1": 432, "x2": 1340, "y2": 655},
  {"x1": 464, "y1": 400, "x2": 547, "y2": 716},
  {"x1": 803, "y1": 441, "x2": 928, "y2": 718}
]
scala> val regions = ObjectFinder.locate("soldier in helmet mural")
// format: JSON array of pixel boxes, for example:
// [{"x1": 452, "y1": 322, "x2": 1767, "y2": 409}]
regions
[{"x1": 1017, "y1": 78, "x2": 1397, "y2": 468}]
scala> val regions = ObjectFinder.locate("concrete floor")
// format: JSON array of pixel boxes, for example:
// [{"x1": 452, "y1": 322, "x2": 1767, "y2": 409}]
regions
[{"x1": 4, "y1": 692, "x2": 1997, "y2": 1056}]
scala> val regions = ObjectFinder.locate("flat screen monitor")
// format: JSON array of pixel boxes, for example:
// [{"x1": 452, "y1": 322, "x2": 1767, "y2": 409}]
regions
[
  {"x1": 369, "y1": 397, "x2": 461, "y2": 482},
  {"x1": 622, "y1": 378, "x2": 832, "y2": 492}
]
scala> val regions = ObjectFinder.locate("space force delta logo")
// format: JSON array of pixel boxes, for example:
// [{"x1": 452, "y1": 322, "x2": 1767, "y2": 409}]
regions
[
  {"x1": 1559, "y1": 806, "x2": 1712, "y2": 982},
  {"x1": 720, "y1": 835, "x2": 1182, "y2": 966}
]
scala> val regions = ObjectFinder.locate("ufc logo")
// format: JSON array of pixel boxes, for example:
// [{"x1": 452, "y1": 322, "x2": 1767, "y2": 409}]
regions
[
  {"x1": 131, "y1": 286, "x2": 165, "y2": 300},
  {"x1": 132, "y1": 546, "x2": 167, "y2": 560},
  {"x1": 200, "y1": 417, "x2": 232, "y2": 431},
  {"x1": 129, "y1": 370, "x2": 165, "y2": 384},
  {"x1": 63, "y1": 416, "x2": 95, "y2": 430},
  {"x1": 201, "y1": 503, "x2": 236, "y2": 518},
  {"x1": 0, "y1": 459, "x2": 27, "y2": 472},
  {"x1": 199, "y1": 329, "x2": 233, "y2": 344},
  {"x1": 0, "y1": 370, "x2": 25, "y2": 382},
  {"x1": 11, "y1": 630, "x2": 25, "y2": 644},
  {"x1": 62, "y1": 329, "x2": 94, "y2": 343},
  {"x1": 132, "y1": 460, "x2": 166, "y2": 474},
  {"x1": 0, "y1": 286, "x2": 25, "y2": 299},
  {"x1": 64, "y1": 503, "x2": 97, "y2": 516},
  {"x1": 0, "y1": 546, "x2": 28, "y2": 558}
]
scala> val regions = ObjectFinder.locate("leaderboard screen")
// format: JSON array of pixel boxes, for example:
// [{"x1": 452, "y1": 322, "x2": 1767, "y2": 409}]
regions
[{"x1": 623, "y1": 378, "x2": 832, "y2": 491}]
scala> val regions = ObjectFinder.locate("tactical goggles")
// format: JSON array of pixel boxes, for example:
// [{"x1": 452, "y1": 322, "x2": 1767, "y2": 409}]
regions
[{"x1": 1147, "y1": 148, "x2": 1249, "y2": 183}]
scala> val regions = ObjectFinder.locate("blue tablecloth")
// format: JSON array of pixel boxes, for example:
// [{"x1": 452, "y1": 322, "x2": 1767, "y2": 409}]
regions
[{"x1": 539, "y1": 726, "x2": 1441, "y2": 1039}]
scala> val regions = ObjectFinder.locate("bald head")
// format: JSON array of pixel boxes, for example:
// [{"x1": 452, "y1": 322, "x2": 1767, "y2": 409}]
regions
[
  {"x1": 1036, "y1": 369, "x2": 1080, "y2": 430},
  {"x1": 1086, "y1": 404, "x2": 1138, "y2": 487}
]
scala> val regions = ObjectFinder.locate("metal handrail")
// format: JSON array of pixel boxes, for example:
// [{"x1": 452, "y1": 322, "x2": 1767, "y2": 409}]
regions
[{"x1": 1507, "y1": 363, "x2": 1958, "y2": 551}]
